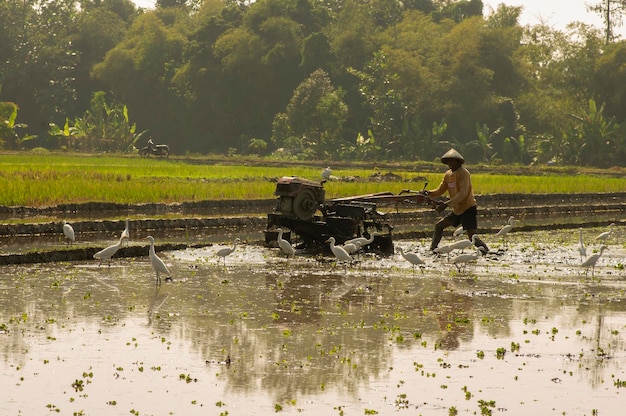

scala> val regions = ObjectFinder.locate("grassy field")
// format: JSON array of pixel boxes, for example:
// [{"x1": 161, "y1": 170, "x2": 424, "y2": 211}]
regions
[{"x1": 1, "y1": 152, "x2": 626, "y2": 207}]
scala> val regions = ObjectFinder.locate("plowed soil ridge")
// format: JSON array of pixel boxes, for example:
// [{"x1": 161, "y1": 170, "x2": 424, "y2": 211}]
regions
[{"x1": 1, "y1": 192, "x2": 625, "y2": 264}]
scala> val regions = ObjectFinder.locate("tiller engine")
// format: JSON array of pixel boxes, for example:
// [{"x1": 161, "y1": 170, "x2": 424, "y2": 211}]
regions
[{"x1": 264, "y1": 176, "x2": 440, "y2": 255}]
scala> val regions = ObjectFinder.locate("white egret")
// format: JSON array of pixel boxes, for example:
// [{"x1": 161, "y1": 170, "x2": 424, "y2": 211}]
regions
[
  {"x1": 343, "y1": 232, "x2": 378, "y2": 257},
  {"x1": 398, "y1": 247, "x2": 425, "y2": 273},
  {"x1": 276, "y1": 228, "x2": 296, "y2": 257},
  {"x1": 453, "y1": 226, "x2": 465, "y2": 238},
  {"x1": 434, "y1": 243, "x2": 455, "y2": 259},
  {"x1": 321, "y1": 167, "x2": 332, "y2": 181},
  {"x1": 581, "y1": 245, "x2": 608, "y2": 277},
  {"x1": 216, "y1": 238, "x2": 241, "y2": 267},
  {"x1": 145, "y1": 236, "x2": 172, "y2": 284},
  {"x1": 447, "y1": 234, "x2": 478, "y2": 253},
  {"x1": 344, "y1": 232, "x2": 378, "y2": 249},
  {"x1": 341, "y1": 241, "x2": 360, "y2": 254},
  {"x1": 495, "y1": 216, "x2": 516, "y2": 246},
  {"x1": 451, "y1": 247, "x2": 481, "y2": 271},
  {"x1": 120, "y1": 218, "x2": 130, "y2": 247},
  {"x1": 577, "y1": 227, "x2": 586, "y2": 261},
  {"x1": 595, "y1": 223, "x2": 615, "y2": 244},
  {"x1": 93, "y1": 236, "x2": 125, "y2": 266},
  {"x1": 325, "y1": 237, "x2": 353, "y2": 263},
  {"x1": 62, "y1": 221, "x2": 75, "y2": 245}
]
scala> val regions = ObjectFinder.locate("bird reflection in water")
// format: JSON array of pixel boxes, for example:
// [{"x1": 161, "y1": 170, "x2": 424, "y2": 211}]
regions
[
  {"x1": 147, "y1": 288, "x2": 170, "y2": 327},
  {"x1": 427, "y1": 281, "x2": 474, "y2": 351}
]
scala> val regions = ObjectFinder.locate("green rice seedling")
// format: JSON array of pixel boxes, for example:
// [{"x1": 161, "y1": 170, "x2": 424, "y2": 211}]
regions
[{"x1": 3, "y1": 153, "x2": 626, "y2": 207}]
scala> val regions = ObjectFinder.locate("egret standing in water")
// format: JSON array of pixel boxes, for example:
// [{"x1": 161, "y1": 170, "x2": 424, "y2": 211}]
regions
[
  {"x1": 495, "y1": 216, "x2": 516, "y2": 246},
  {"x1": 398, "y1": 246, "x2": 425, "y2": 273},
  {"x1": 62, "y1": 221, "x2": 75, "y2": 245},
  {"x1": 341, "y1": 241, "x2": 360, "y2": 255},
  {"x1": 448, "y1": 234, "x2": 479, "y2": 253},
  {"x1": 325, "y1": 237, "x2": 353, "y2": 263},
  {"x1": 93, "y1": 236, "x2": 125, "y2": 266},
  {"x1": 276, "y1": 228, "x2": 295, "y2": 257},
  {"x1": 120, "y1": 218, "x2": 130, "y2": 247},
  {"x1": 344, "y1": 232, "x2": 378, "y2": 251},
  {"x1": 577, "y1": 227, "x2": 586, "y2": 261},
  {"x1": 451, "y1": 247, "x2": 482, "y2": 271},
  {"x1": 145, "y1": 236, "x2": 172, "y2": 284},
  {"x1": 434, "y1": 243, "x2": 455, "y2": 259},
  {"x1": 595, "y1": 223, "x2": 615, "y2": 244},
  {"x1": 216, "y1": 238, "x2": 241, "y2": 267},
  {"x1": 581, "y1": 245, "x2": 608, "y2": 277}
]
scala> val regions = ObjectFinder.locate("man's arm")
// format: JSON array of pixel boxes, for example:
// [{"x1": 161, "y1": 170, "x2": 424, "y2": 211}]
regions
[{"x1": 426, "y1": 176, "x2": 448, "y2": 198}]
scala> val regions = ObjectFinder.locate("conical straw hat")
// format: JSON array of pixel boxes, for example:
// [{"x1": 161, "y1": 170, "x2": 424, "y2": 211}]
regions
[{"x1": 441, "y1": 148, "x2": 465, "y2": 164}]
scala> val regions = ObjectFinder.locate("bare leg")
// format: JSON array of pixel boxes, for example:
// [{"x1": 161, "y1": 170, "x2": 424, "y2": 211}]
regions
[{"x1": 430, "y1": 217, "x2": 455, "y2": 251}]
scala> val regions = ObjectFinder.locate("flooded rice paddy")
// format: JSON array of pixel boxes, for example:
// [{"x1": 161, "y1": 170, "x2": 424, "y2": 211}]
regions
[{"x1": 2, "y1": 226, "x2": 626, "y2": 415}]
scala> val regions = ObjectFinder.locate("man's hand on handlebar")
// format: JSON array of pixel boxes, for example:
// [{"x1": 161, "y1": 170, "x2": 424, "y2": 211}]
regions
[{"x1": 436, "y1": 201, "x2": 448, "y2": 212}]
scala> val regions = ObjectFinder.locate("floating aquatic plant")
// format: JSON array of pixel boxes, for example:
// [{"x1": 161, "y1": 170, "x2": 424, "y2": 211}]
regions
[
  {"x1": 614, "y1": 379, "x2": 626, "y2": 388},
  {"x1": 477, "y1": 399, "x2": 496, "y2": 415},
  {"x1": 496, "y1": 347, "x2": 506, "y2": 359},
  {"x1": 179, "y1": 373, "x2": 197, "y2": 383},
  {"x1": 71, "y1": 379, "x2": 84, "y2": 392}
]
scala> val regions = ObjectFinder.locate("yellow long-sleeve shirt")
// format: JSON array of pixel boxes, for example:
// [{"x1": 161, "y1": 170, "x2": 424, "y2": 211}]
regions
[{"x1": 428, "y1": 166, "x2": 476, "y2": 215}]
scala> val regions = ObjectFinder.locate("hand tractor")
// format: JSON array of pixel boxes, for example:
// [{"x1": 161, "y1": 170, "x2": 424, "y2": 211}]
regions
[{"x1": 264, "y1": 176, "x2": 442, "y2": 254}]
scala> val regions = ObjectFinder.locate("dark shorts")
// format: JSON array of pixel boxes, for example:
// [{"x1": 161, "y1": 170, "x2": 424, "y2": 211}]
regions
[{"x1": 443, "y1": 205, "x2": 478, "y2": 230}]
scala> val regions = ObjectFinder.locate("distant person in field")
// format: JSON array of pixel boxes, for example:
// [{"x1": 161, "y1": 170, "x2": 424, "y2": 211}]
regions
[{"x1": 424, "y1": 149, "x2": 489, "y2": 254}]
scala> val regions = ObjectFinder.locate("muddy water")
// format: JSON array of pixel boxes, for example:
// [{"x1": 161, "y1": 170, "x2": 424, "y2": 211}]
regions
[{"x1": 1, "y1": 227, "x2": 625, "y2": 415}]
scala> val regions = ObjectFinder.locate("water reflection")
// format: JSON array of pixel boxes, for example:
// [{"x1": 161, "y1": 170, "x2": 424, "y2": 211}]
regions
[{"x1": 1, "y1": 243, "x2": 625, "y2": 414}]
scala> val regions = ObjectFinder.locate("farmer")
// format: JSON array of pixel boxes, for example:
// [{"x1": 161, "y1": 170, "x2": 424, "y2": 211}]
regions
[{"x1": 424, "y1": 148, "x2": 489, "y2": 254}]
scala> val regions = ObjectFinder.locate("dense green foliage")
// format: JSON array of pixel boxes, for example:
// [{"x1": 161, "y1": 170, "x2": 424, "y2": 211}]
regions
[
  {"x1": 1, "y1": 153, "x2": 625, "y2": 207},
  {"x1": 2, "y1": 0, "x2": 626, "y2": 167}
]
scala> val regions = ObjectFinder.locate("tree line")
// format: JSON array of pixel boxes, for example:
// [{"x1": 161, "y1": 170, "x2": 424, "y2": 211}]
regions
[{"x1": 1, "y1": 0, "x2": 626, "y2": 167}]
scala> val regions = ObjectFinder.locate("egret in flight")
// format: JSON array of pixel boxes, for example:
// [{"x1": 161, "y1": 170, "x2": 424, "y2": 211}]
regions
[{"x1": 145, "y1": 236, "x2": 172, "y2": 284}]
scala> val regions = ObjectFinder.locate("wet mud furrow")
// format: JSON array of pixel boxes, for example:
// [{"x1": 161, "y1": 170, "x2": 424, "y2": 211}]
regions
[
  {"x1": 0, "y1": 217, "x2": 267, "y2": 237},
  {"x1": 1, "y1": 192, "x2": 625, "y2": 264},
  {"x1": 0, "y1": 242, "x2": 213, "y2": 265}
]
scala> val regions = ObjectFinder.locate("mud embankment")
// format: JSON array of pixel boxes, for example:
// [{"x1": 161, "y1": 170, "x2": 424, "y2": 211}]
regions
[
  {"x1": 0, "y1": 243, "x2": 215, "y2": 266},
  {"x1": 0, "y1": 199, "x2": 274, "y2": 220},
  {"x1": 0, "y1": 216, "x2": 267, "y2": 239},
  {"x1": 1, "y1": 192, "x2": 625, "y2": 265}
]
